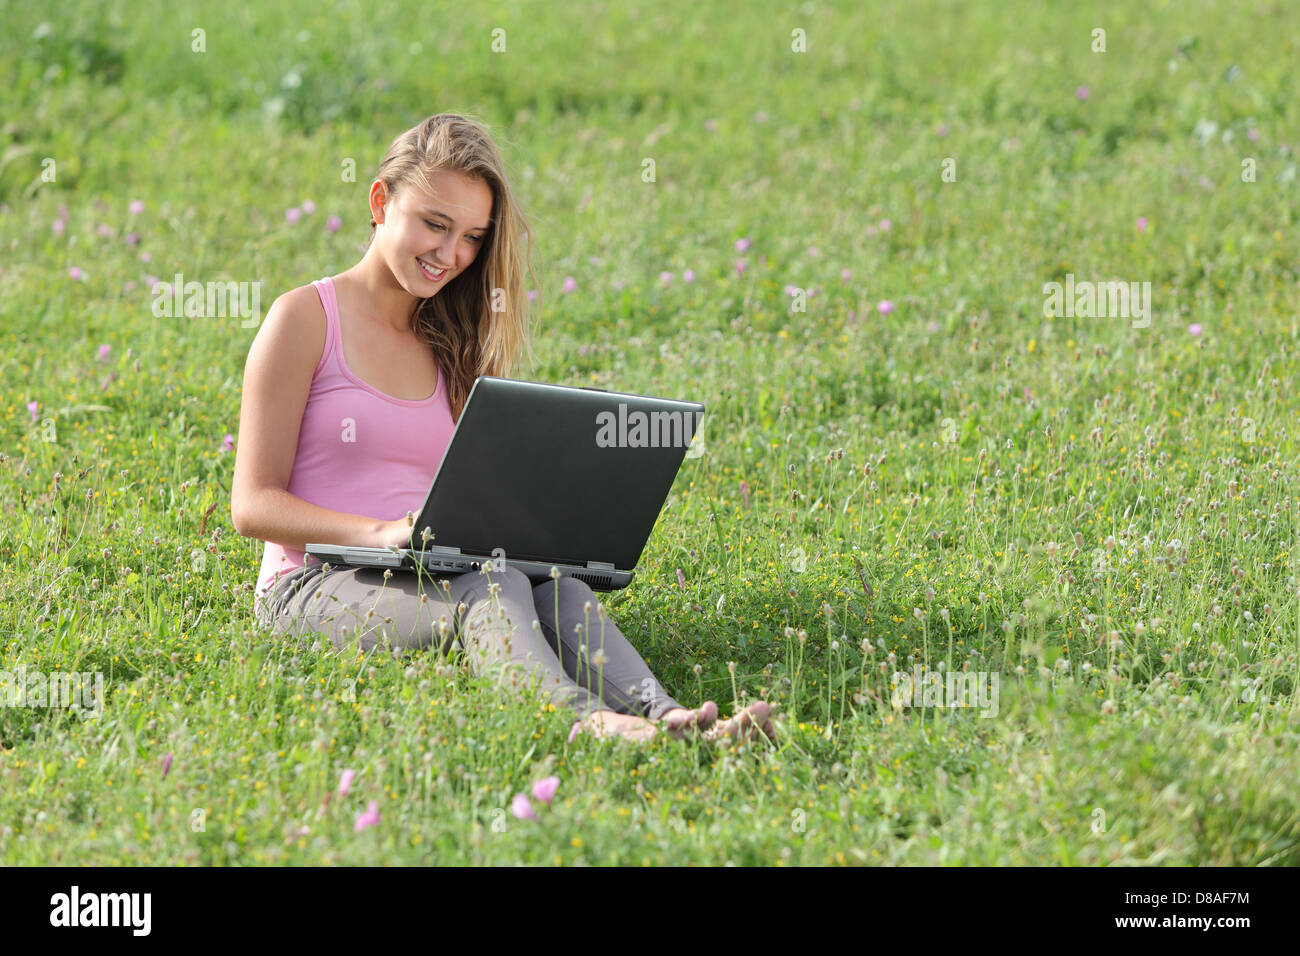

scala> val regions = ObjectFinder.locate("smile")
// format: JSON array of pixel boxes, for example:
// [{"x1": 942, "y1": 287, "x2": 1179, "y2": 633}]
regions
[{"x1": 417, "y1": 257, "x2": 448, "y2": 281}]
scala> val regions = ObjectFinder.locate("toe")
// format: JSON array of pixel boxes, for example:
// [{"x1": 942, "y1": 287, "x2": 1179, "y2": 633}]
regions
[
  {"x1": 731, "y1": 702, "x2": 767, "y2": 734},
  {"x1": 663, "y1": 702, "x2": 719, "y2": 738},
  {"x1": 697, "y1": 700, "x2": 719, "y2": 728}
]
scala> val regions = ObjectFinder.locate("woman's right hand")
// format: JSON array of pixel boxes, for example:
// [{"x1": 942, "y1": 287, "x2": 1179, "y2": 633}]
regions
[{"x1": 375, "y1": 514, "x2": 416, "y2": 549}]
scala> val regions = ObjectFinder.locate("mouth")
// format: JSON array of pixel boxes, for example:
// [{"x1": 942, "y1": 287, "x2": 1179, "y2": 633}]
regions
[{"x1": 416, "y1": 257, "x2": 449, "y2": 282}]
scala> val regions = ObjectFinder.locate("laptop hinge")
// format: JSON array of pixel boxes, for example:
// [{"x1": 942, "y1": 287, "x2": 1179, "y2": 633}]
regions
[
  {"x1": 419, "y1": 544, "x2": 462, "y2": 556},
  {"x1": 586, "y1": 560, "x2": 615, "y2": 571}
]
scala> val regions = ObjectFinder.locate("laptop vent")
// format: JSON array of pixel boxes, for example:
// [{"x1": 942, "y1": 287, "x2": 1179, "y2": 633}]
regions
[{"x1": 572, "y1": 571, "x2": 613, "y2": 590}]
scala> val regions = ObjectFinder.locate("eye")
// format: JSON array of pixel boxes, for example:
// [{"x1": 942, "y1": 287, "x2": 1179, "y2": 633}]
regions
[{"x1": 427, "y1": 220, "x2": 483, "y2": 243}]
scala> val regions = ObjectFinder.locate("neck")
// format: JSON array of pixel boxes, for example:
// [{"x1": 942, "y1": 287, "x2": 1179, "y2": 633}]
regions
[{"x1": 337, "y1": 247, "x2": 422, "y2": 333}]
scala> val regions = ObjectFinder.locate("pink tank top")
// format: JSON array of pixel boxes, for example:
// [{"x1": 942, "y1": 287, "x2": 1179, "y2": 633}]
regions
[{"x1": 255, "y1": 276, "x2": 456, "y2": 598}]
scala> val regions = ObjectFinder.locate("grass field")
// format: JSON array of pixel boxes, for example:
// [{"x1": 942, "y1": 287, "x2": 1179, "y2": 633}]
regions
[{"x1": 1, "y1": 0, "x2": 1298, "y2": 865}]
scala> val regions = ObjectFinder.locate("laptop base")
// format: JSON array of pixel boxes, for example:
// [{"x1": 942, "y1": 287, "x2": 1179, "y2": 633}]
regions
[{"x1": 304, "y1": 543, "x2": 633, "y2": 592}]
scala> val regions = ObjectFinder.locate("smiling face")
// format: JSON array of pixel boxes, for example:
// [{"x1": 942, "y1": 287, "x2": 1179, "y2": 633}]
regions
[{"x1": 370, "y1": 168, "x2": 494, "y2": 297}]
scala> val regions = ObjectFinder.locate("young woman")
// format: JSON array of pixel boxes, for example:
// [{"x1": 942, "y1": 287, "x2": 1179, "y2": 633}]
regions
[{"x1": 231, "y1": 114, "x2": 775, "y2": 744}]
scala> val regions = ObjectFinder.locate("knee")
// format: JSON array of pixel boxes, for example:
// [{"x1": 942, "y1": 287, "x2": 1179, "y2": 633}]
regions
[
  {"x1": 554, "y1": 576, "x2": 606, "y2": 622},
  {"x1": 481, "y1": 563, "x2": 533, "y2": 594},
  {"x1": 554, "y1": 575, "x2": 595, "y2": 601},
  {"x1": 537, "y1": 574, "x2": 600, "y2": 612},
  {"x1": 460, "y1": 565, "x2": 534, "y2": 630}
]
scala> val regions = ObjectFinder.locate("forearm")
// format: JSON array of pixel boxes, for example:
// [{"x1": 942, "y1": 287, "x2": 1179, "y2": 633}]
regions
[{"x1": 231, "y1": 486, "x2": 393, "y2": 551}]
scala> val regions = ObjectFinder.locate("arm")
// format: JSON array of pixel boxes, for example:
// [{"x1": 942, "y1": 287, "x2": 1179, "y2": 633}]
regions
[{"x1": 230, "y1": 287, "x2": 412, "y2": 551}]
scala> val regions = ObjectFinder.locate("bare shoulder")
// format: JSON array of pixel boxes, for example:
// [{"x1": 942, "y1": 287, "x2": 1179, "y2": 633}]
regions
[
  {"x1": 261, "y1": 282, "x2": 326, "y2": 340},
  {"x1": 247, "y1": 282, "x2": 327, "y2": 372}
]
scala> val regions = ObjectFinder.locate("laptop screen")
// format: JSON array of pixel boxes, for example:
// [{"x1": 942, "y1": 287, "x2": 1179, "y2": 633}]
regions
[{"x1": 410, "y1": 377, "x2": 705, "y2": 571}]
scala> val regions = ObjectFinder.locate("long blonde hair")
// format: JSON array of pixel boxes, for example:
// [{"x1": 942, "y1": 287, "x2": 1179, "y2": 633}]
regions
[{"x1": 364, "y1": 113, "x2": 539, "y2": 422}]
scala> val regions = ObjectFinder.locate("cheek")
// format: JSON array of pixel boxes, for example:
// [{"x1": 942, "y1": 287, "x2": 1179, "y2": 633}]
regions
[{"x1": 385, "y1": 227, "x2": 412, "y2": 253}]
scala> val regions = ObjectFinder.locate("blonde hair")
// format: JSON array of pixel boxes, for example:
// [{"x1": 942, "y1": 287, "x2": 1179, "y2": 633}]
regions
[{"x1": 364, "y1": 113, "x2": 539, "y2": 421}]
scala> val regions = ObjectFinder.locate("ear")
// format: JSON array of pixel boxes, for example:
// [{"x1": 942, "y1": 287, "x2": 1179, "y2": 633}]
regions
[{"x1": 369, "y1": 180, "x2": 389, "y2": 223}]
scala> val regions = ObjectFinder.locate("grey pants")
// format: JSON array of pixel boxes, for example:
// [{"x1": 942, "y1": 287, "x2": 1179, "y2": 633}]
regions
[{"x1": 254, "y1": 562, "x2": 684, "y2": 722}]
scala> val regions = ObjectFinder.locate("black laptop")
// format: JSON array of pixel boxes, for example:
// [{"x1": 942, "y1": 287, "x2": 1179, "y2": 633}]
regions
[{"x1": 305, "y1": 375, "x2": 705, "y2": 590}]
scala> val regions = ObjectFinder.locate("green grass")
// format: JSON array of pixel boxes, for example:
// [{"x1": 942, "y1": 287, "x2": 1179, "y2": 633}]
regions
[{"x1": 1, "y1": 0, "x2": 1298, "y2": 864}]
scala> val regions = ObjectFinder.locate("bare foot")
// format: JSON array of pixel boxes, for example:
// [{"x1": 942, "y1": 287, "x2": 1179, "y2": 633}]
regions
[
  {"x1": 704, "y1": 701, "x2": 777, "y2": 745},
  {"x1": 573, "y1": 709, "x2": 657, "y2": 743},
  {"x1": 658, "y1": 701, "x2": 719, "y2": 739}
]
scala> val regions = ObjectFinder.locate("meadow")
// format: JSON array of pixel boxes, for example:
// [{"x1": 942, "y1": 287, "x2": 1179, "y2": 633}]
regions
[{"x1": 0, "y1": 0, "x2": 1297, "y2": 865}]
